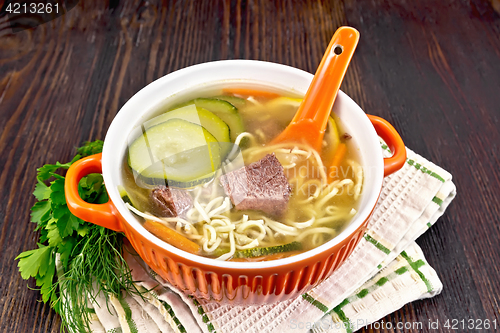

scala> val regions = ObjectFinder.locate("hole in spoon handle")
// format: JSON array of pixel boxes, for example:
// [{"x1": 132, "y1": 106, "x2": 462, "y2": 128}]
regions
[{"x1": 333, "y1": 45, "x2": 343, "y2": 55}]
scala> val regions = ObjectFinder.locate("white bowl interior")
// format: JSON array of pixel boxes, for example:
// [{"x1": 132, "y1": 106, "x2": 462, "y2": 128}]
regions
[{"x1": 102, "y1": 60, "x2": 384, "y2": 269}]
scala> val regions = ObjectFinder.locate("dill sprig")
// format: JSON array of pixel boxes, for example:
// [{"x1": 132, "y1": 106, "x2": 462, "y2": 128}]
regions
[
  {"x1": 59, "y1": 228, "x2": 139, "y2": 332},
  {"x1": 16, "y1": 140, "x2": 140, "y2": 332}
]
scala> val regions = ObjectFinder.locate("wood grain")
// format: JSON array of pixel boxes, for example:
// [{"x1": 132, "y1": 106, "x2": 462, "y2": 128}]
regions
[{"x1": 1, "y1": 0, "x2": 499, "y2": 332}]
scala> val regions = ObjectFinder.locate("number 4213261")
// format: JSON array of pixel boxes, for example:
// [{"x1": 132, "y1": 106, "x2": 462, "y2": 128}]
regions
[
  {"x1": 443, "y1": 319, "x2": 497, "y2": 330},
  {"x1": 6, "y1": 2, "x2": 60, "y2": 14}
]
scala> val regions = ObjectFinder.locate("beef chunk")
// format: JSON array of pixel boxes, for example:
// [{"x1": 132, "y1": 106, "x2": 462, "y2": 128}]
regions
[
  {"x1": 219, "y1": 153, "x2": 291, "y2": 216},
  {"x1": 150, "y1": 186, "x2": 192, "y2": 217}
]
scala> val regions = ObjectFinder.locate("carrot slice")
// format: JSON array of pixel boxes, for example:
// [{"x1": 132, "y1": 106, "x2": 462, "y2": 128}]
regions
[
  {"x1": 326, "y1": 143, "x2": 347, "y2": 183},
  {"x1": 222, "y1": 87, "x2": 280, "y2": 99},
  {"x1": 143, "y1": 220, "x2": 200, "y2": 254}
]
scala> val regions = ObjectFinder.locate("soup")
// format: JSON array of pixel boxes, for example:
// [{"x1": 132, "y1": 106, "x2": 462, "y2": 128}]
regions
[{"x1": 120, "y1": 83, "x2": 363, "y2": 261}]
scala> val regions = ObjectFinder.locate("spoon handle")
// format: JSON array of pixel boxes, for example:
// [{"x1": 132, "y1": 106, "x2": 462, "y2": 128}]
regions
[
  {"x1": 295, "y1": 26, "x2": 359, "y2": 132},
  {"x1": 272, "y1": 27, "x2": 359, "y2": 150}
]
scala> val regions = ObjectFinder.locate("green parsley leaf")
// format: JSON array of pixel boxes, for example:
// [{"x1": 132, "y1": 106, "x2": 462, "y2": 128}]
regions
[
  {"x1": 36, "y1": 161, "x2": 73, "y2": 183},
  {"x1": 36, "y1": 164, "x2": 60, "y2": 183},
  {"x1": 78, "y1": 173, "x2": 106, "y2": 203},
  {"x1": 95, "y1": 190, "x2": 109, "y2": 204},
  {"x1": 30, "y1": 201, "x2": 51, "y2": 224},
  {"x1": 36, "y1": 254, "x2": 56, "y2": 303},
  {"x1": 38, "y1": 226, "x2": 49, "y2": 243},
  {"x1": 16, "y1": 245, "x2": 52, "y2": 279},
  {"x1": 52, "y1": 204, "x2": 67, "y2": 220},
  {"x1": 76, "y1": 224, "x2": 90, "y2": 237},
  {"x1": 56, "y1": 210, "x2": 80, "y2": 238},
  {"x1": 49, "y1": 179, "x2": 67, "y2": 205},
  {"x1": 46, "y1": 219, "x2": 63, "y2": 247},
  {"x1": 77, "y1": 140, "x2": 104, "y2": 157},
  {"x1": 33, "y1": 182, "x2": 52, "y2": 201}
]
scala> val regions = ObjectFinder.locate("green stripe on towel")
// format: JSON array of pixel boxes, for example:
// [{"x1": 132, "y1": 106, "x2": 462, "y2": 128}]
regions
[
  {"x1": 376, "y1": 276, "x2": 389, "y2": 286},
  {"x1": 323, "y1": 261, "x2": 423, "y2": 333},
  {"x1": 432, "y1": 196, "x2": 443, "y2": 205},
  {"x1": 302, "y1": 293, "x2": 329, "y2": 313},
  {"x1": 401, "y1": 251, "x2": 433, "y2": 293},
  {"x1": 189, "y1": 296, "x2": 216, "y2": 333},
  {"x1": 364, "y1": 234, "x2": 391, "y2": 255},
  {"x1": 160, "y1": 300, "x2": 187, "y2": 333},
  {"x1": 381, "y1": 143, "x2": 391, "y2": 153},
  {"x1": 356, "y1": 288, "x2": 369, "y2": 299},
  {"x1": 407, "y1": 159, "x2": 445, "y2": 182},
  {"x1": 118, "y1": 296, "x2": 139, "y2": 333},
  {"x1": 331, "y1": 299, "x2": 354, "y2": 333},
  {"x1": 395, "y1": 266, "x2": 408, "y2": 275}
]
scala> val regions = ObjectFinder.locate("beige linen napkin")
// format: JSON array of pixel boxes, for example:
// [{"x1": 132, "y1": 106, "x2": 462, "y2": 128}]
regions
[{"x1": 82, "y1": 144, "x2": 456, "y2": 333}]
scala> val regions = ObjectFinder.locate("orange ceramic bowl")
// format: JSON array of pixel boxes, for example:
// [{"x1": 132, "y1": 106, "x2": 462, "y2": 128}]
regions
[{"x1": 65, "y1": 60, "x2": 406, "y2": 305}]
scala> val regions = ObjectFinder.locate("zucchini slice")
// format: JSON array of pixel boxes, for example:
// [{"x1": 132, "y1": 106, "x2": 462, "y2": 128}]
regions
[
  {"x1": 146, "y1": 105, "x2": 230, "y2": 149},
  {"x1": 176, "y1": 98, "x2": 245, "y2": 142},
  {"x1": 128, "y1": 118, "x2": 221, "y2": 182},
  {"x1": 118, "y1": 184, "x2": 151, "y2": 211},
  {"x1": 213, "y1": 241, "x2": 303, "y2": 259},
  {"x1": 212, "y1": 95, "x2": 247, "y2": 108},
  {"x1": 118, "y1": 185, "x2": 135, "y2": 206},
  {"x1": 233, "y1": 241, "x2": 303, "y2": 259}
]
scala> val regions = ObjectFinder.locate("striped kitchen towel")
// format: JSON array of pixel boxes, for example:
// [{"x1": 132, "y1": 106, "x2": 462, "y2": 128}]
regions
[{"x1": 84, "y1": 144, "x2": 456, "y2": 333}]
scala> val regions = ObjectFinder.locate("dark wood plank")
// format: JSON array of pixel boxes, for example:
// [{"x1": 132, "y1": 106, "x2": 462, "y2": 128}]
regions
[{"x1": 1, "y1": 0, "x2": 499, "y2": 332}]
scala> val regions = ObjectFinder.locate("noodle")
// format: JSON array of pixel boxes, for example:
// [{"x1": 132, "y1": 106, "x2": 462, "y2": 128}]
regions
[
  {"x1": 125, "y1": 203, "x2": 191, "y2": 226},
  {"x1": 285, "y1": 217, "x2": 315, "y2": 229},
  {"x1": 203, "y1": 237, "x2": 222, "y2": 252},
  {"x1": 208, "y1": 197, "x2": 231, "y2": 217},
  {"x1": 348, "y1": 159, "x2": 364, "y2": 200},
  {"x1": 264, "y1": 218, "x2": 300, "y2": 236},
  {"x1": 193, "y1": 200, "x2": 210, "y2": 222},
  {"x1": 216, "y1": 231, "x2": 235, "y2": 260},
  {"x1": 203, "y1": 224, "x2": 217, "y2": 245}
]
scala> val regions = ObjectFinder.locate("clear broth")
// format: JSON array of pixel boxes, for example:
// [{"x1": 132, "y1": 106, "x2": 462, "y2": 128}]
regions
[{"x1": 121, "y1": 81, "x2": 363, "y2": 261}]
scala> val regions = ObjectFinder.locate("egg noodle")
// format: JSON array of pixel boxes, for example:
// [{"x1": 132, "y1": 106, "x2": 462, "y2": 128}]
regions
[{"x1": 125, "y1": 132, "x2": 363, "y2": 260}]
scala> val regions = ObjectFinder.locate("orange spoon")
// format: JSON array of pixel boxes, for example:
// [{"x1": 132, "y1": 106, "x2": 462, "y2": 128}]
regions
[{"x1": 271, "y1": 26, "x2": 360, "y2": 151}]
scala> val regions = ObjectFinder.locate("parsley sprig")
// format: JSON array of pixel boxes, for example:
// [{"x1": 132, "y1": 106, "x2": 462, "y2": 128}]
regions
[{"x1": 16, "y1": 140, "x2": 138, "y2": 332}]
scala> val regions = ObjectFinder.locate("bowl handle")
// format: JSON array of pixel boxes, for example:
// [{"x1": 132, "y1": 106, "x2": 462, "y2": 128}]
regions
[
  {"x1": 65, "y1": 153, "x2": 123, "y2": 232},
  {"x1": 367, "y1": 115, "x2": 406, "y2": 177}
]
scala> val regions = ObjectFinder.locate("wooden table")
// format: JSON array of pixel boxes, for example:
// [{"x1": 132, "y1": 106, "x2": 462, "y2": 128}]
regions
[{"x1": 1, "y1": 1, "x2": 499, "y2": 332}]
